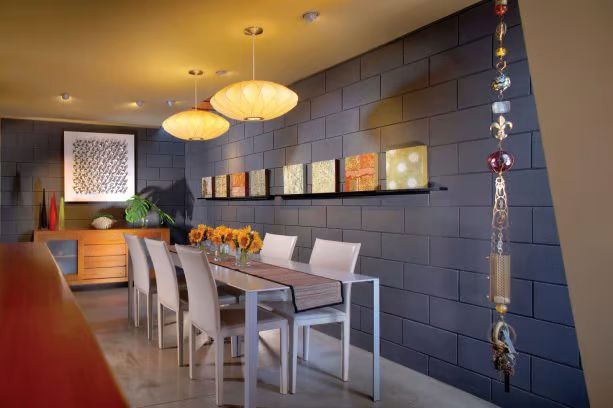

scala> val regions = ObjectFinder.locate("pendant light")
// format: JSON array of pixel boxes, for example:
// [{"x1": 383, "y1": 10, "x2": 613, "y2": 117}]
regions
[
  {"x1": 162, "y1": 70, "x2": 230, "y2": 141},
  {"x1": 210, "y1": 26, "x2": 298, "y2": 121}
]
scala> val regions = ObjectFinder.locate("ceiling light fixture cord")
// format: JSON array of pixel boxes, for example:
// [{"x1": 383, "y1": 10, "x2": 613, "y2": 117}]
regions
[
  {"x1": 194, "y1": 75, "x2": 198, "y2": 111},
  {"x1": 252, "y1": 31, "x2": 255, "y2": 80}
]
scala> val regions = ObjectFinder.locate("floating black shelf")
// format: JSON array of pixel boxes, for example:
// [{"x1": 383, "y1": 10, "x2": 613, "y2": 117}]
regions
[
  {"x1": 280, "y1": 186, "x2": 447, "y2": 200},
  {"x1": 197, "y1": 185, "x2": 447, "y2": 201},
  {"x1": 197, "y1": 196, "x2": 274, "y2": 201}
]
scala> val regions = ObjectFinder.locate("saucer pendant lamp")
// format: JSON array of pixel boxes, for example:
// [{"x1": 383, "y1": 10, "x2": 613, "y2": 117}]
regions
[
  {"x1": 162, "y1": 70, "x2": 230, "y2": 141},
  {"x1": 211, "y1": 26, "x2": 298, "y2": 121}
]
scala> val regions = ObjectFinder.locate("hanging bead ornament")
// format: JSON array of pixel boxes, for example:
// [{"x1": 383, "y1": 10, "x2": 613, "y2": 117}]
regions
[{"x1": 487, "y1": 0, "x2": 518, "y2": 394}]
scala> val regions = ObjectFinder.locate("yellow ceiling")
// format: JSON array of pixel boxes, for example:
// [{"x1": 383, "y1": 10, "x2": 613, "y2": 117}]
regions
[{"x1": 0, "y1": 0, "x2": 476, "y2": 127}]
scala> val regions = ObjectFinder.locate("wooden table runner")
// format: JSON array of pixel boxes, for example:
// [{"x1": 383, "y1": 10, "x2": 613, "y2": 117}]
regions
[{"x1": 211, "y1": 258, "x2": 343, "y2": 312}]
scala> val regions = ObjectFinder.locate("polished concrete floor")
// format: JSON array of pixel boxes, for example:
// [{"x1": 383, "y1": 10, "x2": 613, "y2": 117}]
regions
[{"x1": 74, "y1": 287, "x2": 497, "y2": 408}]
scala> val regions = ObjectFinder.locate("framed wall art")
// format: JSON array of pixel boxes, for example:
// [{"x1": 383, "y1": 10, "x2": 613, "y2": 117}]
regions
[
  {"x1": 201, "y1": 176, "x2": 213, "y2": 198},
  {"x1": 344, "y1": 152, "x2": 379, "y2": 192},
  {"x1": 283, "y1": 164, "x2": 306, "y2": 195},
  {"x1": 230, "y1": 172, "x2": 248, "y2": 197},
  {"x1": 64, "y1": 131, "x2": 135, "y2": 202},
  {"x1": 385, "y1": 145, "x2": 428, "y2": 189},
  {"x1": 311, "y1": 159, "x2": 339, "y2": 193},
  {"x1": 214, "y1": 175, "x2": 229, "y2": 198},
  {"x1": 249, "y1": 169, "x2": 269, "y2": 197}
]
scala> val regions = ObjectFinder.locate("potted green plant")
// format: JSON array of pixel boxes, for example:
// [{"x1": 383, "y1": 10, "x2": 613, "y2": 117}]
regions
[{"x1": 124, "y1": 195, "x2": 175, "y2": 227}]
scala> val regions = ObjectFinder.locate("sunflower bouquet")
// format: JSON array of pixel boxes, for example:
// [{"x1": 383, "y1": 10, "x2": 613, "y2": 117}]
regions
[
  {"x1": 228, "y1": 226, "x2": 263, "y2": 266},
  {"x1": 188, "y1": 224, "x2": 213, "y2": 247},
  {"x1": 209, "y1": 225, "x2": 235, "y2": 258}
]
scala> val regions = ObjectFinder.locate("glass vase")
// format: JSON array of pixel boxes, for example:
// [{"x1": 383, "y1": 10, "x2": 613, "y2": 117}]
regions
[{"x1": 235, "y1": 249, "x2": 250, "y2": 267}]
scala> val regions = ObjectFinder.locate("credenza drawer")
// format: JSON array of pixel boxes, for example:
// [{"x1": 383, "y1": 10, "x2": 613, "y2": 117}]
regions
[
  {"x1": 81, "y1": 266, "x2": 126, "y2": 279},
  {"x1": 81, "y1": 231, "x2": 126, "y2": 245},
  {"x1": 84, "y1": 255, "x2": 126, "y2": 269},
  {"x1": 83, "y1": 244, "x2": 126, "y2": 257}
]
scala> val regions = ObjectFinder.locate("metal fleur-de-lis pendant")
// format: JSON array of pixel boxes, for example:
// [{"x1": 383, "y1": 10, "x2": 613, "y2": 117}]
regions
[{"x1": 490, "y1": 115, "x2": 513, "y2": 140}]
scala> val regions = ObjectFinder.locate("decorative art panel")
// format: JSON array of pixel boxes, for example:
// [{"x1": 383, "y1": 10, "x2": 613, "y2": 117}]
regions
[
  {"x1": 344, "y1": 152, "x2": 379, "y2": 192},
  {"x1": 283, "y1": 164, "x2": 306, "y2": 195},
  {"x1": 214, "y1": 175, "x2": 229, "y2": 198},
  {"x1": 385, "y1": 145, "x2": 428, "y2": 189},
  {"x1": 249, "y1": 169, "x2": 269, "y2": 197},
  {"x1": 63, "y1": 131, "x2": 135, "y2": 202},
  {"x1": 311, "y1": 159, "x2": 338, "y2": 193},
  {"x1": 230, "y1": 172, "x2": 248, "y2": 197},
  {"x1": 201, "y1": 176, "x2": 213, "y2": 198}
]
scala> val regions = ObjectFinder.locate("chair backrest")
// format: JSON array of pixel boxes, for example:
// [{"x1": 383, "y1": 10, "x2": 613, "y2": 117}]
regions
[
  {"x1": 175, "y1": 245, "x2": 220, "y2": 335},
  {"x1": 310, "y1": 238, "x2": 361, "y2": 312},
  {"x1": 124, "y1": 234, "x2": 151, "y2": 293},
  {"x1": 260, "y1": 233, "x2": 298, "y2": 260},
  {"x1": 144, "y1": 238, "x2": 180, "y2": 310},
  {"x1": 310, "y1": 238, "x2": 361, "y2": 274}
]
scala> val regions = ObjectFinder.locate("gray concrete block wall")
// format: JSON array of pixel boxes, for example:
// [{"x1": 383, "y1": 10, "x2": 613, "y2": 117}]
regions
[
  {"x1": 0, "y1": 120, "x2": 187, "y2": 243},
  {"x1": 182, "y1": 1, "x2": 586, "y2": 406}
]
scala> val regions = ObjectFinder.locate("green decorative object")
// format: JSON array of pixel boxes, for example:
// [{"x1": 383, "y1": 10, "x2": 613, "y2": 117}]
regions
[
  {"x1": 124, "y1": 195, "x2": 175, "y2": 227},
  {"x1": 58, "y1": 197, "x2": 65, "y2": 230}
]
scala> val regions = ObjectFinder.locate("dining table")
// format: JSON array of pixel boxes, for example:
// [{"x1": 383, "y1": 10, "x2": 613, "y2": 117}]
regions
[{"x1": 168, "y1": 246, "x2": 380, "y2": 408}]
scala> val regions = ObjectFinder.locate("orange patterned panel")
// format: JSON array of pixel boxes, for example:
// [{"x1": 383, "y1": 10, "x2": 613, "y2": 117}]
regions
[
  {"x1": 230, "y1": 172, "x2": 248, "y2": 197},
  {"x1": 344, "y1": 152, "x2": 379, "y2": 192}
]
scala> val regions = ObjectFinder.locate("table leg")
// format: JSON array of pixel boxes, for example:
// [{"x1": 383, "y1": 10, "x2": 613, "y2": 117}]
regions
[
  {"x1": 244, "y1": 291, "x2": 258, "y2": 408},
  {"x1": 372, "y1": 279, "x2": 380, "y2": 401}
]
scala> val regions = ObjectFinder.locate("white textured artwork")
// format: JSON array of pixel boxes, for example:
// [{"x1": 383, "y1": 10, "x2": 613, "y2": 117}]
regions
[{"x1": 64, "y1": 131, "x2": 135, "y2": 202}]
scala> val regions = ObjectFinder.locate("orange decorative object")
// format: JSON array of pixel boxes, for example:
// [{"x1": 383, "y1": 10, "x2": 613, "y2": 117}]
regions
[
  {"x1": 230, "y1": 172, "x2": 248, "y2": 197},
  {"x1": 344, "y1": 153, "x2": 379, "y2": 192}
]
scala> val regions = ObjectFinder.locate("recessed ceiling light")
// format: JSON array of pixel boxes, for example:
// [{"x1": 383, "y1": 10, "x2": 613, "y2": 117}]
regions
[
  {"x1": 135, "y1": 100, "x2": 144, "y2": 107},
  {"x1": 302, "y1": 11, "x2": 320, "y2": 23},
  {"x1": 166, "y1": 100, "x2": 175, "y2": 107},
  {"x1": 60, "y1": 92, "x2": 70, "y2": 101},
  {"x1": 216, "y1": 70, "x2": 228, "y2": 76}
]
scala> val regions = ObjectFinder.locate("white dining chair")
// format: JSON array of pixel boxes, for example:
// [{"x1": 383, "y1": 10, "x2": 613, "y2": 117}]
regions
[
  {"x1": 144, "y1": 238, "x2": 190, "y2": 366},
  {"x1": 228, "y1": 233, "x2": 297, "y2": 357},
  {"x1": 260, "y1": 233, "x2": 298, "y2": 260},
  {"x1": 125, "y1": 234, "x2": 156, "y2": 340},
  {"x1": 262, "y1": 238, "x2": 360, "y2": 393},
  {"x1": 175, "y1": 245, "x2": 289, "y2": 405}
]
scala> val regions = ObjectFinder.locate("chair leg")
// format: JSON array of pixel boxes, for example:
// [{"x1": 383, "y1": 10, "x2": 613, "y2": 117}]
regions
[
  {"x1": 157, "y1": 302, "x2": 164, "y2": 349},
  {"x1": 230, "y1": 335, "x2": 240, "y2": 358},
  {"x1": 215, "y1": 335, "x2": 224, "y2": 406},
  {"x1": 289, "y1": 323, "x2": 299, "y2": 394},
  {"x1": 189, "y1": 323, "x2": 196, "y2": 379},
  {"x1": 302, "y1": 325, "x2": 310, "y2": 361},
  {"x1": 134, "y1": 288, "x2": 140, "y2": 328},
  {"x1": 280, "y1": 324, "x2": 289, "y2": 394},
  {"x1": 341, "y1": 320, "x2": 350, "y2": 382},
  {"x1": 146, "y1": 292, "x2": 153, "y2": 341},
  {"x1": 177, "y1": 310, "x2": 184, "y2": 366}
]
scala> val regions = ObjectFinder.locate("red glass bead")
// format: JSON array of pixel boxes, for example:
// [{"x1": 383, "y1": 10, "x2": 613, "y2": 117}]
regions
[
  {"x1": 495, "y1": 4, "x2": 508, "y2": 16},
  {"x1": 487, "y1": 150, "x2": 514, "y2": 173}
]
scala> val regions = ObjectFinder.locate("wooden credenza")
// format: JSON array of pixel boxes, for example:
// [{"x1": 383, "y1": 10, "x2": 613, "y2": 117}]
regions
[{"x1": 33, "y1": 228, "x2": 170, "y2": 286}]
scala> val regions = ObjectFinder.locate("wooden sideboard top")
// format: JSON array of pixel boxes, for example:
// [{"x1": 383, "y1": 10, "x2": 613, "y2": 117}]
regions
[
  {"x1": 34, "y1": 227, "x2": 170, "y2": 233},
  {"x1": 0, "y1": 242, "x2": 127, "y2": 406}
]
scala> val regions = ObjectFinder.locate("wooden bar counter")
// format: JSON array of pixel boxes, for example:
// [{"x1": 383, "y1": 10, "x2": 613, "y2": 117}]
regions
[{"x1": 0, "y1": 243, "x2": 126, "y2": 407}]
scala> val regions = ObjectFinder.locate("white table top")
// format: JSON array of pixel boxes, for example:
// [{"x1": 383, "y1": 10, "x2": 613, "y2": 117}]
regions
[{"x1": 170, "y1": 249, "x2": 378, "y2": 294}]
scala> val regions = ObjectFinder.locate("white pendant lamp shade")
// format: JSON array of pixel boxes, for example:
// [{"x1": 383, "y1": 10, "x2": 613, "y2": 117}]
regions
[
  {"x1": 210, "y1": 26, "x2": 298, "y2": 122},
  {"x1": 211, "y1": 80, "x2": 298, "y2": 121},
  {"x1": 162, "y1": 109, "x2": 229, "y2": 141},
  {"x1": 162, "y1": 69, "x2": 229, "y2": 141}
]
